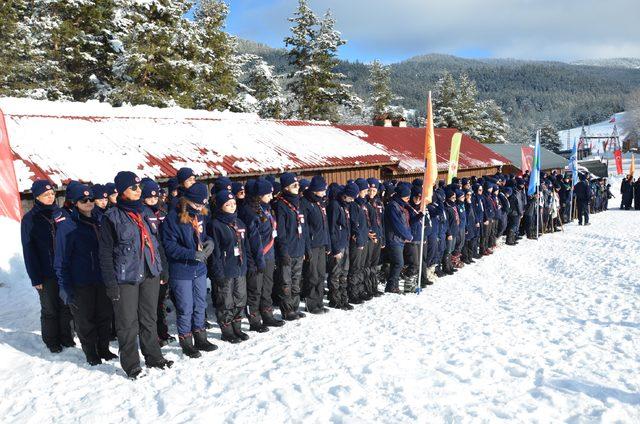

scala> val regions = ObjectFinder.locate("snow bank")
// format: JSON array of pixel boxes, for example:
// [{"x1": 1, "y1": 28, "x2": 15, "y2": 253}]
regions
[{"x1": 1, "y1": 213, "x2": 639, "y2": 422}]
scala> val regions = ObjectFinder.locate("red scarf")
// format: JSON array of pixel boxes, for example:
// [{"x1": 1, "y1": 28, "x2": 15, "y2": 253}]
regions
[{"x1": 126, "y1": 211, "x2": 156, "y2": 265}]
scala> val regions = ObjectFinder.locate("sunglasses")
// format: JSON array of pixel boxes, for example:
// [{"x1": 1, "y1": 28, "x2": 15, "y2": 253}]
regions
[
  {"x1": 78, "y1": 198, "x2": 94, "y2": 204},
  {"x1": 129, "y1": 184, "x2": 141, "y2": 191}
]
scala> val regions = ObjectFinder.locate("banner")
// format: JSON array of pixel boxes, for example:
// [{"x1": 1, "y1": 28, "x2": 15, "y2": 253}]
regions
[
  {"x1": 569, "y1": 140, "x2": 579, "y2": 187},
  {"x1": 420, "y1": 91, "x2": 438, "y2": 211},
  {"x1": 0, "y1": 109, "x2": 21, "y2": 222},
  {"x1": 527, "y1": 130, "x2": 541, "y2": 196},
  {"x1": 630, "y1": 153, "x2": 635, "y2": 177},
  {"x1": 520, "y1": 146, "x2": 533, "y2": 175},
  {"x1": 446, "y1": 132, "x2": 462, "y2": 184},
  {"x1": 614, "y1": 149, "x2": 623, "y2": 175}
]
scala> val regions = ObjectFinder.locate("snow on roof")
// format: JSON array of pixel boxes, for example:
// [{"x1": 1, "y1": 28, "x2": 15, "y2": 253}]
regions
[
  {"x1": 0, "y1": 98, "x2": 395, "y2": 192},
  {"x1": 334, "y1": 125, "x2": 510, "y2": 173}
]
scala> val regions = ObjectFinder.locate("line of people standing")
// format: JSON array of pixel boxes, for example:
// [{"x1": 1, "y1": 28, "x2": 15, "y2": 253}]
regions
[{"x1": 20, "y1": 167, "x2": 603, "y2": 379}]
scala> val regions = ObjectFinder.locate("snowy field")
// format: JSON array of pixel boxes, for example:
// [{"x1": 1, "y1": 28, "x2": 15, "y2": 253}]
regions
[{"x1": 1, "y1": 209, "x2": 639, "y2": 423}]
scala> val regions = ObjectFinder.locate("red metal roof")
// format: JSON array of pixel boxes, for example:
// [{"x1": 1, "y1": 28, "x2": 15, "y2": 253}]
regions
[
  {"x1": 334, "y1": 125, "x2": 511, "y2": 173},
  {"x1": 0, "y1": 98, "x2": 397, "y2": 192}
]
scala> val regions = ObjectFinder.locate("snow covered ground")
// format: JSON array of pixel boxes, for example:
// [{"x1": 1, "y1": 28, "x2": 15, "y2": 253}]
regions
[{"x1": 1, "y1": 210, "x2": 639, "y2": 423}]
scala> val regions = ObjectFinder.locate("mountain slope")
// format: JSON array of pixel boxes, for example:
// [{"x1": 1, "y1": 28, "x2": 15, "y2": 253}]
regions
[{"x1": 237, "y1": 42, "x2": 640, "y2": 142}]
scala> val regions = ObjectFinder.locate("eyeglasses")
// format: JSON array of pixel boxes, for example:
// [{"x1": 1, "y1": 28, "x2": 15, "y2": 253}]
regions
[
  {"x1": 78, "y1": 198, "x2": 94, "y2": 204},
  {"x1": 129, "y1": 184, "x2": 141, "y2": 192}
]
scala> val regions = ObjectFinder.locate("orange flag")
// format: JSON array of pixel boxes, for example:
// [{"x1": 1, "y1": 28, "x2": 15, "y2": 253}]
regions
[
  {"x1": 630, "y1": 153, "x2": 635, "y2": 177},
  {"x1": 420, "y1": 91, "x2": 438, "y2": 211}
]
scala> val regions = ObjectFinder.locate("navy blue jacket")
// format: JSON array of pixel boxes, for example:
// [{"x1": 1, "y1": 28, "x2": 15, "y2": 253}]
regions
[
  {"x1": 427, "y1": 203, "x2": 440, "y2": 238},
  {"x1": 472, "y1": 193, "x2": 485, "y2": 223},
  {"x1": 465, "y1": 200, "x2": 478, "y2": 239},
  {"x1": 407, "y1": 201, "x2": 429, "y2": 243},
  {"x1": 327, "y1": 198, "x2": 351, "y2": 255},
  {"x1": 161, "y1": 208, "x2": 211, "y2": 280},
  {"x1": 208, "y1": 212, "x2": 252, "y2": 281},
  {"x1": 368, "y1": 196, "x2": 386, "y2": 246},
  {"x1": 21, "y1": 202, "x2": 68, "y2": 286},
  {"x1": 482, "y1": 193, "x2": 496, "y2": 220},
  {"x1": 456, "y1": 201, "x2": 467, "y2": 232},
  {"x1": 349, "y1": 197, "x2": 370, "y2": 248},
  {"x1": 300, "y1": 192, "x2": 330, "y2": 254},
  {"x1": 384, "y1": 195, "x2": 413, "y2": 248},
  {"x1": 273, "y1": 193, "x2": 307, "y2": 259},
  {"x1": 54, "y1": 208, "x2": 103, "y2": 304},
  {"x1": 238, "y1": 202, "x2": 275, "y2": 263},
  {"x1": 444, "y1": 201, "x2": 460, "y2": 236},
  {"x1": 99, "y1": 206, "x2": 164, "y2": 286},
  {"x1": 574, "y1": 181, "x2": 592, "y2": 202}
]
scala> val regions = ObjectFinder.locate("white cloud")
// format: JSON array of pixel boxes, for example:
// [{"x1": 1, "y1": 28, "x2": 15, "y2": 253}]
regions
[{"x1": 230, "y1": 0, "x2": 640, "y2": 61}]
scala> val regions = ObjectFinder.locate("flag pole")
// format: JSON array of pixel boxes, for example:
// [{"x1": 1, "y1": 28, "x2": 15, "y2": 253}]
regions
[
  {"x1": 536, "y1": 129, "x2": 540, "y2": 240},
  {"x1": 417, "y1": 90, "x2": 437, "y2": 294}
]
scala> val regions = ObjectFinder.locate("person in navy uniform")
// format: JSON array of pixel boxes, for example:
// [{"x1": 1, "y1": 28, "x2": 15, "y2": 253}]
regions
[
  {"x1": 238, "y1": 178, "x2": 284, "y2": 330},
  {"x1": 99, "y1": 171, "x2": 173, "y2": 379},
  {"x1": 327, "y1": 183, "x2": 357, "y2": 309},
  {"x1": 272, "y1": 172, "x2": 308, "y2": 321},
  {"x1": 365, "y1": 178, "x2": 385, "y2": 297},
  {"x1": 384, "y1": 183, "x2": 413, "y2": 293},
  {"x1": 208, "y1": 190, "x2": 254, "y2": 343},
  {"x1": 347, "y1": 178, "x2": 372, "y2": 303},
  {"x1": 300, "y1": 175, "x2": 331, "y2": 314},
  {"x1": 162, "y1": 182, "x2": 217, "y2": 357},
  {"x1": 54, "y1": 184, "x2": 117, "y2": 365},
  {"x1": 141, "y1": 180, "x2": 174, "y2": 347},
  {"x1": 105, "y1": 182, "x2": 118, "y2": 208},
  {"x1": 169, "y1": 167, "x2": 197, "y2": 209},
  {"x1": 92, "y1": 184, "x2": 109, "y2": 218},
  {"x1": 21, "y1": 180, "x2": 74, "y2": 353},
  {"x1": 574, "y1": 173, "x2": 592, "y2": 225}
]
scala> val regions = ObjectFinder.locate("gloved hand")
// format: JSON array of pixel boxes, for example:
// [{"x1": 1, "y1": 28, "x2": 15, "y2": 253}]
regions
[
  {"x1": 105, "y1": 285, "x2": 120, "y2": 302},
  {"x1": 202, "y1": 240, "x2": 214, "y2": 256},
  {"x1": 195, "y1": 250, "x2": 209, "y2": 263}
]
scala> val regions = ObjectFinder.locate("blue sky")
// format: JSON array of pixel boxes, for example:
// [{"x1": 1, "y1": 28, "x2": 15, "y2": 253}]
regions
[{"x1": 220, "y1": 0, "x2": 639, "y2": 63}]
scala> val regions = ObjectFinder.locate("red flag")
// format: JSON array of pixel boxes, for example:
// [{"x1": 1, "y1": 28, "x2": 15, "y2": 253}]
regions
[
  {"x1": 520, "y1": 146, "x2": 533, "y2": 175},
  {"x1": 0, "y1": 108, "x2": 21, "y2": 222},
  {"x1": 420, "y1": 91, "x2": 438, "y2": 211},
  {"x1": 614, "y1": 149, "x2": 623, "y2": 175}
]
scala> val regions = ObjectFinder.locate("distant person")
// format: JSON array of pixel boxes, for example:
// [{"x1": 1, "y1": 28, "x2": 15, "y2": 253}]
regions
[
  {"x1": 574, "y1": 174, "x2": 591, "y2": 225},
  {"x1": 620, "y1": 175, "x2": 633, "y2": 210}
]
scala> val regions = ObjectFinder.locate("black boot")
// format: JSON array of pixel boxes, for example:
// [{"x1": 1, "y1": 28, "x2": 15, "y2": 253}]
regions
[
  {"x1": 248, "y1": 312, "x2": 269, "y2": 332},
  {"x1": 232, "y1": 320, "x2": 250, "y2": 341},
  {"x1": 179, "y1": 334, "x2": 202, "y2": 358},
  {"x1": 193, "y1": 330, "x2": 218, "y2": 352},
  {"x1": 220, "y1": 323, "x2": 241, "y2": 344},
  {"x1": 82, "y1": 344, "x2": 102, "y2": 366},
  {"x1": 262, "y1": 310, "x2": 285, "y2": 327},
  {"x1": 97, "y1": 341, "x2": 118, "y2": 361}
]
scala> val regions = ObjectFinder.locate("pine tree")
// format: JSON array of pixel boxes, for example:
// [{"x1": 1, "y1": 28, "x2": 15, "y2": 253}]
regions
[
  {"x1": 244, "y1": 57, "x2": 286, "y2": 119},
  {"x1": 109, "y1": 0, "x2": 201, "y2": 107},
  {"x1": 368, "y1": 60, "x2": 393, "y2": 118},
  {"x1": 284, "y1": 2, "x2": 361, "y2": 121},
  {"x1": 540, "y1": 120, "x2": 561, "y2": 152},
  {"x1": 284, "y1": 0, "x2": 319, "y2": 119},
  {"x1": 51, "y1": 0, "x2": 119, "y2": 100},
  {"x1": 477, "y1": 100, "x2": 509, "y2": 143},
  {"x1": 192, "y1": 0, "x2": 240, "y2": 111},
  {"x1": 0, "y1": 0, "x2": 25, "y2": 94},
  {"x1": 433, "y1": 71, "x2": 459, "y2": 128}
]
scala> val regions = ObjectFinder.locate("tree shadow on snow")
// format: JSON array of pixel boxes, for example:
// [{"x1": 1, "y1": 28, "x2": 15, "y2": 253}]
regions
[{"x1": 547, "y1": 379, "x2": 640, "y2": 405}]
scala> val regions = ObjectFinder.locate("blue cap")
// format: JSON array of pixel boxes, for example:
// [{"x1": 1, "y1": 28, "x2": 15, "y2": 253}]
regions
[
  {"x1": 114, "y1": 171, "x2": 140, "y2": 195},
  {"x1": 68, "y1": 184, "x2": 93, "y2": 203},
  {"x1": 215, "y1": 190, "x2": 235, "y2": 208},
  {"x1": 176, "y1": 167, "x2": 195, "y2": 184},
  {"x1": 280, "y1": 172, "x2": 298, "y2": 189},
  {"x1": 31, "y1": 180, "x2": 54, "y2": 198},
  {"x1": 142, "y1": 180, "x2": 160, "y2": 198},
  {"x1": 342, "y1": 183, "x2": 359, "y2": 198},
  {"x1": 308, "y1": 175, "x2": 327, "y2": 192},
  {"x1": 184, "y1": 182, "x2": 209, "y2": 204}
]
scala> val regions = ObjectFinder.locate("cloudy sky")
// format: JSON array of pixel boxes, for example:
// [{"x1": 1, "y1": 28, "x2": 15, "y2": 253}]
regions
[{"x1": 224, "y1": 0, "x2": 640, "y2": 63}]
